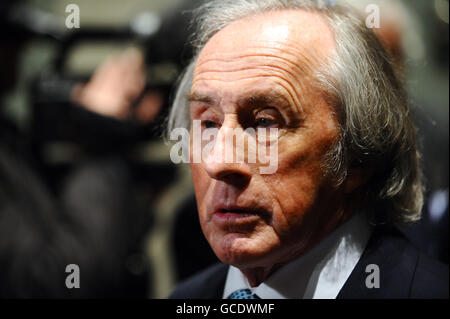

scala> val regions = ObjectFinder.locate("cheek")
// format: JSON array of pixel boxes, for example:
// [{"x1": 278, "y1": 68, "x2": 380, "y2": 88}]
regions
[
  {"x1": 265, "y1": 118, "x2": 339, "y2": 237},
  {"x1": 190, "y1": 163, "x2": 209, "y2": 213},
  {"x1": 190, "y1": 162, "x2": 203, "y2": 190},
  {"x1": 190, "y1": 162, "x2": 220, "y2": 246},
  {"x1": 263, "y1": 169, "x2": 319, "y2": 240}
]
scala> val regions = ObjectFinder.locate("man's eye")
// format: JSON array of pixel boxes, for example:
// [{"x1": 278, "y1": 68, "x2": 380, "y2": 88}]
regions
[
  {"x1": 255, "y1": 117, "x2": 278, "y2": 128},
  {"x1": 203, "y1": 120, "x2": 219, "y2": 129}
]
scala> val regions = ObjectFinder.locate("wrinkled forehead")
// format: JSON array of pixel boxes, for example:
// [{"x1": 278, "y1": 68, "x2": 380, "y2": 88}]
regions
[{"x1": 195, "y1": 9, "x2": 336, "y2": 77}]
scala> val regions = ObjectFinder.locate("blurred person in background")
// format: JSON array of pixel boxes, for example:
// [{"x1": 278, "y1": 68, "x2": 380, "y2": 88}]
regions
[
  {"x1": 72, "y1": 47, "x2": 161, "y2": 124},
  {"x1": 0, "y1": 1, "x2": 159, "y2": 297}
]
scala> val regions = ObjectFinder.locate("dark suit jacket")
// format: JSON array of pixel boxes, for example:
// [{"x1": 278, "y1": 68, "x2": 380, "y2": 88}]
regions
[{"x1": 169, "y1": 225, "x2": 449, "y2": 299}]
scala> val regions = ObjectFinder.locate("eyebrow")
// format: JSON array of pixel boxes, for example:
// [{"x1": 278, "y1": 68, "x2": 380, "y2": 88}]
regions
[
  {"x1": 242, "y1": 93, "x2": 290, "y2": 109},
  {"x1": 186, "y1": 92, "x2": 215, "y2": 104},
  {"x1": 187, "y1": 91, "x2": 291, "y2": 107}
]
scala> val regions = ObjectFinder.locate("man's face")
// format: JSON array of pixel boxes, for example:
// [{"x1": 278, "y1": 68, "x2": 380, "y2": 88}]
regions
[{"x1": 189, "y1": 10, "x2": 345, "y2": 270}]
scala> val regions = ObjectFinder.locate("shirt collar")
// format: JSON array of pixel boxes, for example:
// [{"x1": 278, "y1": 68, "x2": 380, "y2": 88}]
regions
[{"x1": 223, "y1": 212, "x2": 373, "y2": 299}]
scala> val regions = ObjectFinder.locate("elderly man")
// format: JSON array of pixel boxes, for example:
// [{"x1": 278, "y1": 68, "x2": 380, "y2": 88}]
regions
[{"x1": 168, "y1": 0, "x2": 448, "y2": 299}]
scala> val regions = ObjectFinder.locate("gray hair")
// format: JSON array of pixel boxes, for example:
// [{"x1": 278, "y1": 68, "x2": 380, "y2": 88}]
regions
[{"x1": 167, "y1": 0, "x2": 423, "y2": 225}]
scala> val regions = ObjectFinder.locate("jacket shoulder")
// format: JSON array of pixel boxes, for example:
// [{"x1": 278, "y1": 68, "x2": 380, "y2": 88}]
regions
[
  {"x1": 410, "y1": 252, "x2": 449, "y2": 298},
  {"x1": 169, "y1": 263, "x2": 228, "y2": 299},
  {"x1": 338, "y1": 225, "x2": 449, "y2": 299}
]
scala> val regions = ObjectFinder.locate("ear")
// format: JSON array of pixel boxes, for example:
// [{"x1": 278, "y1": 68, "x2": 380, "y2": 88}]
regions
[{"x1": 344, "y1": 160, "x2": 372, "y2": 194}]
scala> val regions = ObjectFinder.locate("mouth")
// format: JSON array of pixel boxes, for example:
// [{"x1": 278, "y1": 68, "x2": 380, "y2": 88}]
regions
[
  {"x1": 212, "y1": 205, "x2": 269, "y2": 227},
  {"x1": 215, "y1": 208, "x2": 258, "y2": 218}
]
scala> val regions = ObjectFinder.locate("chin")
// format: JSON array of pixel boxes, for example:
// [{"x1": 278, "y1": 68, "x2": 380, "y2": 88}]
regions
[{"x1": 211, "y1": 235, "x2": 275, "y2": 268}]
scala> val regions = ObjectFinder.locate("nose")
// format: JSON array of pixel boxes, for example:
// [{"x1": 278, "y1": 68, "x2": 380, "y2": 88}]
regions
[
  {"x1": 204, "y1": 161, "x2": 251, "y2": 187},
  {"x1": 203, "y1": 126, "x2": 252, "y2": 187}
]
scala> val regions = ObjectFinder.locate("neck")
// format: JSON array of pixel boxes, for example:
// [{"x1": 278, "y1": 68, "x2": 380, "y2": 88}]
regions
[
  {"x1": 241, "y1": 264, "x2": 282, "y2": 287},
  {"x1": 240, "y1": 240, "x2": 316, "y2": 287}
]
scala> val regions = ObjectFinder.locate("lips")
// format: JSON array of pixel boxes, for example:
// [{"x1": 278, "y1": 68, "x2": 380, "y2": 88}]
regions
[
  {"x1": 211, "y1": 203, "x2": 270, "y2": 227},
  {"x1": 217, "y1": 206, "x2": 257, "y2": 213},
  {"x1": 215, "y1": 208, "x2": 258, "y2": 218},
  {"x1": 214, "y1": 204, "x2": 263, "y2": 216}
]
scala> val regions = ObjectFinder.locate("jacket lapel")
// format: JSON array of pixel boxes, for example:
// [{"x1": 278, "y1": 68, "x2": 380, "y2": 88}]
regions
[{"x1": 337, "y1": 225, "x2": 418, "y2": 299}]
